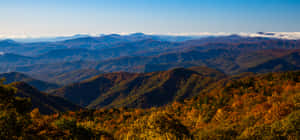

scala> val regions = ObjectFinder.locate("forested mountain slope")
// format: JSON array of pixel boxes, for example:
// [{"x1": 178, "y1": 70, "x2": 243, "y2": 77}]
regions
[
  {"x1": 51, "y1": 67, "x2": 225, "y2": 108},
  {"x1": 1, "y1": 70, "x2": 298, "y2": 139},
  {"x1": 0, "y1": 72, "x2": 59, "y2": 91},
  {"x1": 10, "y1": 82, "x2": 81, "y2": 114}
]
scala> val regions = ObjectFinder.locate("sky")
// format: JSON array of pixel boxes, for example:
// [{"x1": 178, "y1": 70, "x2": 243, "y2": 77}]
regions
[{"x1": 0, "y1": 0, "x2": 300, "y2": 38}]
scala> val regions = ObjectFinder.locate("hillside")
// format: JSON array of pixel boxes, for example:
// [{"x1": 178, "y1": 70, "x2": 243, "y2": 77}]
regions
[
  {"x1": 15, "y1": 61, "x2": 98, "y2": 82},
  {"x1": 89, "y1": 68, "x2": 220, "y2": 108},
  {"x1": 51, "y1": 67, "x2": 224, "y2": 108},
  {"x1": 1, "y1": 70, "x2": 299, "y2": 139},
  {"x1": 46, "y1": 69, "x2": 103, "y2": 85},
  {"x1": 241, "y1": 51, "x2": 300, "y2": 73},
  {"x1": 51, "y1": 72, "x2": 140, "y2": 106},
  {"x1": 36, "y1": 48, "x2": 105, "y2": 63},
  {"x1": 10, "y1": 82, "x2": 81, "y2": 114},
  {"x1": 0, "y1": 53, "x2": 33, "y2": 72},
  {"x1": 0, "y1": 72, "x2": 59, "y2": 91}
]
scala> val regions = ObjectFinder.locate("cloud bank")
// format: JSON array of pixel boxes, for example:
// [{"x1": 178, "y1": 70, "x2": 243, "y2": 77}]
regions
[
  {"x1": 1, "y1": 32, "x2": 300, "y2": 40},
  {"x1": 163, "y1": 32, "x2": 300, "y2": 40}
]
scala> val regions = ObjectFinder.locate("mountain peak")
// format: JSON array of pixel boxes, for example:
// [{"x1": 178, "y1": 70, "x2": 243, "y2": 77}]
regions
[
  {"x1": 1, "y1": 39, "x2": 16, "y2": 43},
  {"x1": 107, "y1": 34, "x2": 121, "y2": 37},
  {"x1": 130, "y1": 32, "x2": 145, "y2": 36}
]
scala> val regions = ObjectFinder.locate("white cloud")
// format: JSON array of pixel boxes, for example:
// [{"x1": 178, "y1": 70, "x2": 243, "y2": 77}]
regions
[
  {"x1": 237, "y1": 32, "x2": 300, "y2": 40},
  {"x1": 160, "y1": 32, "x2": 300, "y2": 40}
]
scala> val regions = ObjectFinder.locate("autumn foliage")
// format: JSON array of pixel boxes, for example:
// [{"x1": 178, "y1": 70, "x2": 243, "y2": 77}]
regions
[{"x1": 0, "y1": 71, "x2": 299, "y2": 139}]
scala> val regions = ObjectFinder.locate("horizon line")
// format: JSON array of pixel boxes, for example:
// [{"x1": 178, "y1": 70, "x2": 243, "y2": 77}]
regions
[{"x1": 1, "y1": 32, "x2": 300, "y2": 40}]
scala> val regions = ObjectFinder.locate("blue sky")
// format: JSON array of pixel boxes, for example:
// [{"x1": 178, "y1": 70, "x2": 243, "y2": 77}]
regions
[{"x1": 1, "y1": 0, "x2": 300, "y2": 37}]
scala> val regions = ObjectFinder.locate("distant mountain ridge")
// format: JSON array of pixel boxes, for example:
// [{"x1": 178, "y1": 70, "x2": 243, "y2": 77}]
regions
[
  {"x1": 0, "y1": 34, "x2": 299, "y2": 83},
  {"x1": 0, "y1": 33, "x2": 196, "y2": 56},
  {"x1": 7, "y1": 48, "x2": 300, "y2": 83},
  {"x1": 11, "y1": 34, "x2": 91, "y2": 43}
]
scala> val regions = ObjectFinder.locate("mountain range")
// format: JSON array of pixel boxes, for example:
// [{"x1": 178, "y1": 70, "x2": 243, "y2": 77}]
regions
[
  {"x1": 1, "y1": 32, "x2": 299, "y2": 139},
  {"x1": 0, "y1": 34, "x2": 299, "y2": 84},
  {"x1": 0, "y1": 33, "x2": 300, "y2": 98}
]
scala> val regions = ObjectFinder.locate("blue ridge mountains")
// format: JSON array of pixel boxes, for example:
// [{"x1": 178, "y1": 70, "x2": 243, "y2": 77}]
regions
[
  {"x1": 0, "y1": 33, "x2": 299, "y2": 87},
  {"x1": 0, "y1": 33, "x2": 300, "y2": 114}
]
